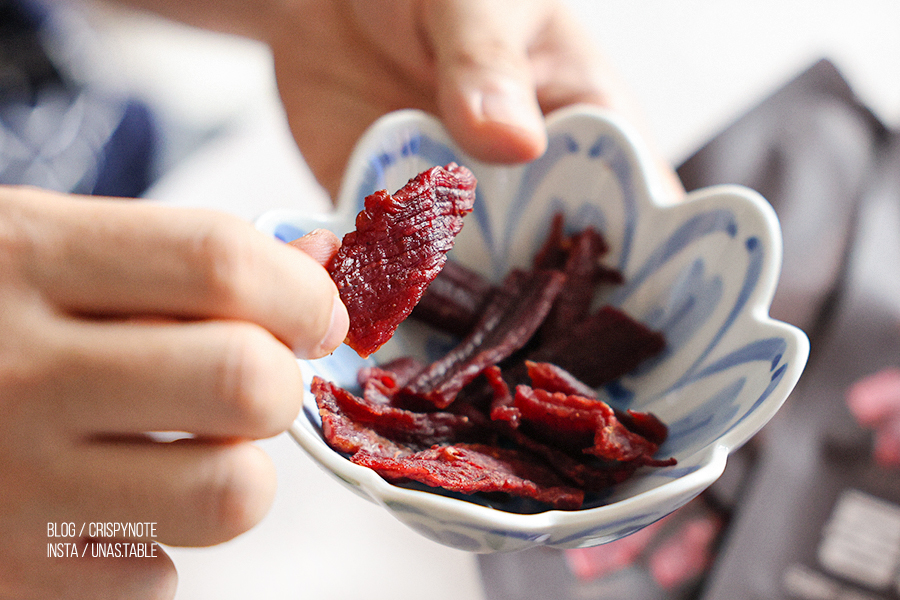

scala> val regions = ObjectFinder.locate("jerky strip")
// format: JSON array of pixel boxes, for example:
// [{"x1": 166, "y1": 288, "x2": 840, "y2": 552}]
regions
[
  {"x1": 485, "y1": 365, "x2": 519, "y2": 426},
  {"x1": 530, "y1": 305, "x2": 665, "y2": 388},
  {"x1": 508, "y1": 428, "x2": 642, "y2": 492},
  {"x1": 514, "y1": 385, "x2": 612, "y2": 451},
  {"x1": 400, "y1": 268, "x2": 566, "y2": 409},
  {"x1": 525, "y1": 360, "x2": 671, "y2": 446},
  {"x1": 525, "y1": 360, "x2": 597, "y2": 398},
  {"x1": 540, "y1": 227, "x2": 617, "y2": 342},
  {"x1": 352, "y1": 443, "x2": 585, "y2": 510},
  {"x1": 410, "y1": 260, "x2": 494, "y2": 337},
  {"x1": 532, "y1": 212, "x2": 568, "y2": 269},
  {"x1": 514, "y1": 385, "x2": 668, "y2": 464},
  {"x1": 356, "y1": 357, "x2": 426, "y2": 405},
  {"x1": 328, "y1": 163, "x2": 476, "y2": 358},
  {"x1": 312, "y1": 376, "x2": 411, "y2": 458},
  {"x1": 314, "y1": 376, "x2": 470, "y2": 449}
]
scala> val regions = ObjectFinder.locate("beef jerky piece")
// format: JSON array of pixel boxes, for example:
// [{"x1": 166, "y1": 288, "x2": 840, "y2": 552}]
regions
[
  {"x1": 525, "y1": 360, "x2": 671, "y2": 445},
  {"x1": 508, "y1": 428, "x2": 642, "y2": 492},
  {"x1": 514, "y1": 385, "x2": 610, "y2": 451},
  {"x1": 357, "y1": 357, "x2": 427, "y2": 405},
  {"x1": 312, "y1": 376, "x2": 411, "y2": 458},
  {"x1": 586, "y1": 416, "x2": 675, "y2": 467},
  {"x1": 541, "y1": 227, "x2": 622, "y2": 342},
  {"x1": 352, "y1": 443, "x2": 585, "y2": 510},
  {"x1": 410, "y1": 260, "x2": 494, "y2": 337},
  {"x1": 532, "y1": 213, "x2": 621, "y2": 277},
  {"x1": 484, "y1": 365, "x2": 519, "y2": 426},
  {"x1": 357, "y1": 367, "x2": 400, "y2": 405},
  {"x1": 376, "y1": 356, "x2": 427, "y2": 387},
  {"x1": 532, "y1": 212, "x2": 568, "y2": 269},
  {"x1": 328, "y1": 163, "x2": 476, "y2": 358},
  {"x1": 615, "y1": 410, "x2": 670, "y2": 446},
  {"x1": 526, "y1": 360, "x2": 597, "y2": 398},
  {"x1": 315, "y1": 377, "x2": 472, "y2": 448},
  {"x1": 514, "y1": 385, "x2": 670, "y2": 465},
  {"x1": 530, "y1": 305, "x2": 665, "y2": 388},
  {"x1": 597, "y1": 264, "x2": 626, "y2": 285},
  {"x1": 400, "y1": 268, "x2": 566, "y2": 409}
]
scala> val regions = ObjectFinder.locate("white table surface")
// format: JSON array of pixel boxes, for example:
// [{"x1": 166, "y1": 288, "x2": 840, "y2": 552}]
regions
[{"x1": 76, "y1": 1, "x2": 900, "y2": 598}]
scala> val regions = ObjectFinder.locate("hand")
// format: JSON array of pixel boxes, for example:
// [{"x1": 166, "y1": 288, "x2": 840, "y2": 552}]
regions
[
  {"x1": 0, "y1": 186, "x2": 348, "y2": 598},
  {"x1": 262, "y1": 0, "x2": 679, "y2": 198}
]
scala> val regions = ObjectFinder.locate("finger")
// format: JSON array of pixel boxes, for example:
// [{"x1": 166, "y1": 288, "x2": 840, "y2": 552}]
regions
[
  {"x1": 57, "y1": 439, "x2": 277, "y2": 548},
  {"x1": 288, "y1": 228, "x2": 341, "y2": 267},
  {"x1": 423, "y1": 0, "x2": 548, "y2": 163},
  {"x1": 39, "y1": 318, "x2": 303, "y2": 440},
  {"x1": 2, "y1": 535, "x2": 177, "y2": 600},
  {"x1": 14, "y1": 187, "x2": 347, "y2": 358},
  {"x1": 70, "y1": 545, "x2": 177, "y2": 600}
]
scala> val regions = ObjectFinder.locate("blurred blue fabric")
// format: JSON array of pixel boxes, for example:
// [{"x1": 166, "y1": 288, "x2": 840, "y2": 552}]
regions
[{"x1": 0, "y1": 0, "x2": 156, "y2": 197}]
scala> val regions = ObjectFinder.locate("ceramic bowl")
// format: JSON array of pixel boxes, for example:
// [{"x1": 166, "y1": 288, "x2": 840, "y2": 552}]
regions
[{"x1": 255, "y1": 106, "x2": 809, "y2": 553}]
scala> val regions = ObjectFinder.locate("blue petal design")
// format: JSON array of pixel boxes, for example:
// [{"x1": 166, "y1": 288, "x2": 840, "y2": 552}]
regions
[
  {"x1": 663, "y1": 378, "x2": 746, "y2": 454},
  {"x1": 654, "y1": 260, "x2": 722, "y2": 347},
  {"x1": 660, "y1": 232, "x2": 768, "y2": 397},
  {"x1": 499, "y1": 133, "x2": 578, "y2": 270},
  {"x1": 612, "y1": 209, "x2": 738, "y2": 306}
]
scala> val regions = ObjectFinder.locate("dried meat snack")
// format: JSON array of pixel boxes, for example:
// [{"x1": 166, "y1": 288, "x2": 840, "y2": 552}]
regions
[
  {"x1": 525, "y1": 360, "x2": 597, "y2": 398},
  {"x1": 314, "y1": 376, "x2": 471, "y2": 449},
  {"x1": 312, "y1": 214, "x2": 674, "y2": 512},
  {"x1": 352, "y1": 443, "x2": 585, "y2": 510},
  {"x1": 356, "y1": 358, "x2": 426, "y2": 405},
  {"x1": 328, "y1": 163, "x2": 477, "y2": 358},
  {"x1": 532, "y1": 214, "x2": 621, "y2": 284},
  {"x1": 513, "y1": 385, "x2": 671, "y2": 465},
  {"x1": 525, "y1": 360, "x2": 670, "y2": 446},
  {"x1": 410, "y1": 260, "x2": 494, "y2": 337},
  {"x1": 508, "y1": 427, "x2": 642, "y2": 492},
  {"x1": 485, "y1": 365, "x2": 519, "y2": 425},
  {"x1": 540, "y1": 227, "x2": 622, "y2": 342},
  {"x1": 400, "y1": 268, "x2": 566, "y2": 409},
  {"x1": 312, "y1": 376, "x2": 411, "y2": 458},
  {"x1": 530, "y1": 305, "x2": 665, "y2": 388},
  {"x1": 532, "y1": 212, "x2": 568, "y2": 270},
  {"x1": 514, "y1": 385, "x2": 614, "y2": 452}
]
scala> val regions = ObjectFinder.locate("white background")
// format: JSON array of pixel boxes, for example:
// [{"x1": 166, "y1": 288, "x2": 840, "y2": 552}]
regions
[{"x1": 73, "y1": 1, "x2": 900, "y2": 598}]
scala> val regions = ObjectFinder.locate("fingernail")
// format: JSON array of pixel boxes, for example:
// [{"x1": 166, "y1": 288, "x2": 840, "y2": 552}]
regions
[
  {"x1": 311, "y1": 292, "x2": 349, "y2": 358},
  {"x1": 479, "y1": 82, "x2": 543, "y2": 132}
]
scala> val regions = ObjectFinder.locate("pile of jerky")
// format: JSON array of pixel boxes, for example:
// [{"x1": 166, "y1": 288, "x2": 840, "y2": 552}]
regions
[{"x1": 314, "y1": 214, "x2": 675, "y2": 511}]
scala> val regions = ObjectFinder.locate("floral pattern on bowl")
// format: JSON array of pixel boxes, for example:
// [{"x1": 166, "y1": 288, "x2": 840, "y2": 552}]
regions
[{"x1": 255, "y1": 106, "x2": 809, "y2": 553}]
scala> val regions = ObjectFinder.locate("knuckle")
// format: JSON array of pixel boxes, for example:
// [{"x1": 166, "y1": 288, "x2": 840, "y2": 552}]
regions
[
  {"x1": 0, "y1": 312, "x2": 54, "y2": 426},
  {"x1": 216, "y1": 324, "x2": 301, "y2": 438},
  {"x1": 203, "y1": 445, "x2": 275, "y2": 542},
  {"x1": 190, "y1": 216, "x2": 260, "y2": 311}
]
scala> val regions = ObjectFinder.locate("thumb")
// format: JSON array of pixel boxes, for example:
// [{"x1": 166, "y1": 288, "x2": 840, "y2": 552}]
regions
[{"x1": 423, "y1": 0, "x2": 548, "y2": 163}]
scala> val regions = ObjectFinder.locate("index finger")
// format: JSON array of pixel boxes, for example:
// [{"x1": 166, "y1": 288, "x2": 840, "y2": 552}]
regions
[{"x1": 15, "y1": 188, "x2": 348, "y2": 358}]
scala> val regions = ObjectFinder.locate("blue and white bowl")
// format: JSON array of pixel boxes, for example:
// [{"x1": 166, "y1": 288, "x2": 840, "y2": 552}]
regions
[{"x1": 255, "y1": 106, "x2": 809, "y2": 553}]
